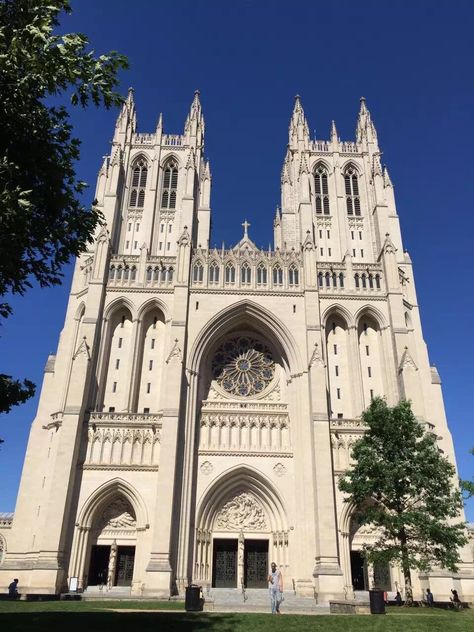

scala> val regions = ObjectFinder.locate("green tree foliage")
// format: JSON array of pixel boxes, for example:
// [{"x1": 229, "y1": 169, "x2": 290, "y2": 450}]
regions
[
  {"x1": 0, "y1": 0, "x2": 128, "y2": 415},
  {"x1": 460, "y1": 447, "x2": 474, "y2": 500},
  {"x1": 339, "y1": 398, "x2": 467, "y2": 593}
]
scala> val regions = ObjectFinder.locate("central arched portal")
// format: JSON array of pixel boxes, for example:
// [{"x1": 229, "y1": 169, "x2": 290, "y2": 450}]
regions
[{"x1": 195, "y1": 467, "x2": 289, "y2": 589}]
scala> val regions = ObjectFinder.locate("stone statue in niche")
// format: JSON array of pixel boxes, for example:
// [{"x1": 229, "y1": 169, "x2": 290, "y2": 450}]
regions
[
  {"x1": 99, "y1": 498, "x2": 136, "y2": 530},
  {"x1": 216, "y1": 492, "x2": 267, "y2": 530}
]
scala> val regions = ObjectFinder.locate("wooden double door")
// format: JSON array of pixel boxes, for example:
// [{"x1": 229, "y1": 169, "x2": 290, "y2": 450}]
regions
[{"x1": 212, "y1": 538, "x2": 268, "y2": 588}]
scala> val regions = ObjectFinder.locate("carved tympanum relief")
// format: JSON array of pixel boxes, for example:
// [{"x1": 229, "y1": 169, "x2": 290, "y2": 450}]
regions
[
  {"x1": 98, "y1": 498, "x2": 137, "y2": 531},
  {"x1": 215, "y1": 492, "x2": 267, "y2": 531}
]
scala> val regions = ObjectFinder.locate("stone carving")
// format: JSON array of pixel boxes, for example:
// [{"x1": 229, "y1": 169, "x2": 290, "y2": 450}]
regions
[
  {"x1": 73, "y1": 336, "x2": 91, "y2": 361},
  {"x1": 273, "y1": 462, "x2": 286, "y2": 477},
  {"x1": 398, "y1": 346, "x2": 418, "y2": 373},
  {"x1": 99, "y1": 498, "x2": 136, "y2": 530},
  {"x1": 200, "y1": 460, "x2": 213, "y2": 475},
  {"x1": 215, "y1": 492, "x2": 267, "y2": 531},
  {"x1": 212, "y1": 335, "x2": 275, "y2": 398},
  {"x1": 166, "y1": 338, "x2": 182, "y2": 364},
  {"x1": 309, "y1": 342, "x2": 325, "y2": 369}
]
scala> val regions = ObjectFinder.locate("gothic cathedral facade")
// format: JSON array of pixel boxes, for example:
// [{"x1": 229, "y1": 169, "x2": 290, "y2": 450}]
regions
[{"x1": 1, "y1": 91, "x2": 472, "y2": 601}]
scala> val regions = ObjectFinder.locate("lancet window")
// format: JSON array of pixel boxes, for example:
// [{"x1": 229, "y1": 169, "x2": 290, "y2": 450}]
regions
[
  {"x1": 273, "y1": 265, "x2": 283, "y2": 286},
  {"x1": 288, "y1": 265, "x2": 299, "y2": 286},
  {"x1": 257, "y1": 263, "x2": 267, "y2": 285},
  {"x1": 193, "y1": 261, "x2": 204, "y2": 283},
  {"x1": 241, "y1": 263, "x2": 251, "y2": 284},
  {"x1": 314, "y1": 164, "x2": 330, "y2": 215},
  {"x1": 161, "y1": 159, "x2": 179, "y2": 209},
  {"x1": 209, "y1": 262, "x2": 220, "y2": 284},
  {"x1": 225, "y1": 263, "x2": 236, "y2": 283},
  {"x1": 129, "y1": 158, "x2": 148, "y2": 208},
  {"x1": 344, "y1": 166, "x2": 361, "y2": 216}
]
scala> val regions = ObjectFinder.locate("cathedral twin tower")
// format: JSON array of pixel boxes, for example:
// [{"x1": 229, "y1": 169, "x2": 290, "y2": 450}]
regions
[{"x1": 0, "y1": 91, "x2": 472, "y2": 601}]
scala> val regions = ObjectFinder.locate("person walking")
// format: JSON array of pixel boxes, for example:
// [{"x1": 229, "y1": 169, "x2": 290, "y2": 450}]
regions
[
  {"x1": 425, "y1": 588, "x2": 434, "y2": 607},
  {"x1": 268, "y1": 562, "x2": 283, "y2": 614},
  {"x1": 8, "y1": 579, "x2": 19, "y2": 598}
]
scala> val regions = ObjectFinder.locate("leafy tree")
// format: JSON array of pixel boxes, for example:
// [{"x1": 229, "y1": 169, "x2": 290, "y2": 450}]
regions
[
  {"x1": 460, "y1": 447, "x2": 474, "y2": 500},
  {"x1": 0, "y1": 0, "x2": 128, "y2": 415},
  {"x1": 339, "y1": 397, "x2": 467, "y2": 597}
]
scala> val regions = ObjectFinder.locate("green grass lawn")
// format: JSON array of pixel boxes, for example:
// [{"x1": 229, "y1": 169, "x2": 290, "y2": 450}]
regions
[{"x1": 0, "y1": 601, "x2": 471, "y2": 632}]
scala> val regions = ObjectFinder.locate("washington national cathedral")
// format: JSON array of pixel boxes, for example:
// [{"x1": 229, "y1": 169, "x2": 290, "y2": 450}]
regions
[{"x1": 0, "y1": 91, "x2": 472, "y2": 602}]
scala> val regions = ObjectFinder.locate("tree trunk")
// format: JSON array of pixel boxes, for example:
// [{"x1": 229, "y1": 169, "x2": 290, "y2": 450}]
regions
[{"x1": 400, "y1": 528, "x2": 413, "y2": 605}]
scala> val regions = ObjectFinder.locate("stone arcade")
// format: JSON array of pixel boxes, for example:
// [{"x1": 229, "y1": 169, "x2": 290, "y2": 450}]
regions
[{"x1": 0, "y1": 92, "x2": 473, "y2": 601}]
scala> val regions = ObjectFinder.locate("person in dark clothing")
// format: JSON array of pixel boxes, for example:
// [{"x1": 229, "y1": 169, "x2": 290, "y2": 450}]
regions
[
  {"x1": 8, "y1": 579, "x2": 19, "y2": 597},
  {"x1": 394, "y1": 590, "x2": 402, "y2": 606},
  {"x1": 425, "y1": 588, "x2": 434, "y2": 607}
]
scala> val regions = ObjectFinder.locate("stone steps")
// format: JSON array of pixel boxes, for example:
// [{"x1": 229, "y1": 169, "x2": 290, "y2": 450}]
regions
[{"x1": 207, "y1": 588, "x2": 329, "y2": 613}]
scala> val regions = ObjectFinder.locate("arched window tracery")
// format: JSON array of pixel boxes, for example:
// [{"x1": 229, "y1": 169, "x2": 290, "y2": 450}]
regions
[
  {"x1": 273, "y1": 265, "x2": 283, "y2": 286},
  {"x1": 257, "y1": 263, "x2": 267, "y2": 285},
  {"x1": 209, "y1": 261, "x2": 220, "y2": 284},
  {"x1": 161, "y1": 159, "x2": 179, "y2": 209},
  {"x1": 288, "y1": 265, "x2": 299, "y2": 286},
  {"x1": 314, "y1": 164, "x2": 330, "y2": 215},
  {"x1": 344, "y1": 165, "x2": 361, "y2": 216},
  {"x1": 241, "y1": 262, "x2": 251, "y2": 284},
  {"x1": 129, "y1": 158, "x2": 148, "y2": 208},
  {"x1": 193, "y1": 261, "x2": 204, "y2": 283},
  {"x1": 225, "y1": 263, "x2": 236, "y2": 283}
]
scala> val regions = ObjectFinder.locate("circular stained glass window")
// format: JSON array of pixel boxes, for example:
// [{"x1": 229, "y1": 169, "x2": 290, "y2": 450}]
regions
[{"x1": 211, "y1": 335, "x2": 276, "y2": 397}]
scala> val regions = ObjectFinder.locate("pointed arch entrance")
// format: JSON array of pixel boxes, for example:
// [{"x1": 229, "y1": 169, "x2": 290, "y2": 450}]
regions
[
  {"x1": 195, "y1": 466, "x2": 289, "y2": 588},
  {"x1": 69, "y1": 479, "x2": 148, "y2": 591}
]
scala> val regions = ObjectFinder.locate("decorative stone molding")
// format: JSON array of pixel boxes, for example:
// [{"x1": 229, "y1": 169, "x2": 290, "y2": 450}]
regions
[
  {"x1": 200, "y1": 460, "x2": 213, "y2": 475},
  {"x1": 273, "y1": 462, "x2": 287, "y2": 477},
  {"x1": 398, "y1": 346, "x2": 418, "y2": 372},
  {"x1": 86, "y1": 426, "x2": 160, "y2": 467},
  {"x1": 166, "y1": 338, "x2": 182, "y2": 364}
]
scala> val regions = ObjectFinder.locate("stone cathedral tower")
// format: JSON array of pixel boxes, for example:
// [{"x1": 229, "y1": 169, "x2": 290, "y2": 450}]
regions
[{"x1": 0, "y1": 92, "x2": 472, "y2": 602}]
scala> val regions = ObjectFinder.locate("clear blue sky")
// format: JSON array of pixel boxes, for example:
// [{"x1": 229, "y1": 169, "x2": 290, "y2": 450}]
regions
[{"x1": 1, "y1": 0, "x2": 473, "y2": 521}]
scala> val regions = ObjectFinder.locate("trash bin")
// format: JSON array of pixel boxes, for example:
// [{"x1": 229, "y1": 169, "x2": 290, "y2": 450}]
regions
[
  {"x1": 369, "y1": 590, "x2": 386, "y2": 614},
  {"x1": 185, "y1": 584, "x2": 203, "y2": 612}
]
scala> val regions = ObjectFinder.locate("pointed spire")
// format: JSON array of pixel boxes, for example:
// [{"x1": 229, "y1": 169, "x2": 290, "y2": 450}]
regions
[
  {"x1": 289, "y1": 94, "x2": 310, "y2": 149},
  {"x1": 184, "y1": 89, "x2": 204, "y2": 141},
  {"x1": 204, "y1": 159, "x2": 211, "y2": 179},
  {"x1": 356, "y1": 96, "x2": 378, "y2": 146},
  {"x1": 330, "y1": 120, "x2": 338, "y2": 141},
  {"x1": 156, "y1": 112, "x2": 163, "y2": 133},
  {"x1": 383, "y1": 165, "x2": 393, "y2": 188},
  {"x1": 114, "y1": 87, "x2": 136, "y2": 143}
]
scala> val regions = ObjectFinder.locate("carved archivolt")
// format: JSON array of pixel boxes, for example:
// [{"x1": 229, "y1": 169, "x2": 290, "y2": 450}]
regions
[{"x1": 215, "y1": 492, "x2": 267, "y2": 531}]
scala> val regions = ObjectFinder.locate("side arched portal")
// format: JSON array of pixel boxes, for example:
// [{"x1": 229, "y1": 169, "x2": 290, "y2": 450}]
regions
[{"x1": 69, "y1": 479, "x2": 148, "y2": 592}]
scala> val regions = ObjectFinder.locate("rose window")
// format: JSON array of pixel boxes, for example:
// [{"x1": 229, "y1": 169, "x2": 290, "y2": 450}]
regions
[{"x1": 211, "y1": 336, "x2": 275, "y2": 397}]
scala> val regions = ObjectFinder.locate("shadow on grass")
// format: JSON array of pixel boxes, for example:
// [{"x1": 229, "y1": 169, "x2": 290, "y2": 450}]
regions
[
  {"x1": 0, "y1": 612, "x2": 238, "y2": 632},
  {"x1": 0, "y1": 608, "x2": 471, "y2": 632}
]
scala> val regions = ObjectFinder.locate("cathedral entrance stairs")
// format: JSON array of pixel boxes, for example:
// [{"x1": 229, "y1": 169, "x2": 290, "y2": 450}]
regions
[
  {"x1": 82, "y1": 586, "x2": 132, "y2": 600},
  {"x1": 206, "y1": 588, "x2": 329, "y2": 613}
]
